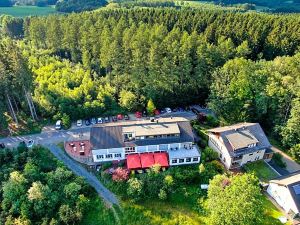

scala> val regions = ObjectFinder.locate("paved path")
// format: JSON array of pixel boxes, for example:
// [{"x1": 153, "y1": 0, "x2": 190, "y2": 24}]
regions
[
  {"x1": 271, "y1": 146, "x2": 300, "y2": 173},
  {"x1": 45, "y1": 144, "x2": 119, "y2": 207}
]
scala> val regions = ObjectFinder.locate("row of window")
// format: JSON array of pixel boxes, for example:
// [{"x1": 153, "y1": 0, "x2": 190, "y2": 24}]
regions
[
  {"x1": 209, "y1": 137, "x2": 221, "y2": 151},
  {"x1": 171, "y1": 157, "x2": 199, "y2": 164},
  {"x1": 96, "y1": 153, "x2": 122, "y2": 160},
  {"x1": 136, "y1": 133, "x2": 180, "y2": 140}
]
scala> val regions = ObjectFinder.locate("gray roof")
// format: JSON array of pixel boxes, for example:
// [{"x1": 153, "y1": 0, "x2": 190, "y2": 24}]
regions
[
  {"x1": 270, "y1": 172, "x2": 300, "y2": 213},
  {"x1": 90, "y1": 120, "x2": 194, "y2": 150},
  {"x1": 208, "y1": 123, "x2": 271, "y2": 157}
]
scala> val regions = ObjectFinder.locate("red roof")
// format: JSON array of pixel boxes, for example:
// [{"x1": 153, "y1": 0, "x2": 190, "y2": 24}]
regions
[
  {"x1": 154, "y1": 152, "x2": 169, "y2": 167},
  {"x1": 127, "y1": 154, "x2": 141, "y2": 169},
  {"x1": 140, "y1": 153, "x2": 155, "y2": 168}
]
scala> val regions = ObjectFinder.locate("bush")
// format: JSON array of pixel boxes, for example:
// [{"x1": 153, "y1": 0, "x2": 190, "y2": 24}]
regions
[
  {"x1": 158, "y1": 189, "x2": 167, "y2": 200},
  {"x1": 112, "y1": 167, "x2": 129, "y2": 182},
  {"x1": 201, "y1": 147, "x2": 219, "y2": 163},
  {"x1": 290, "y1": 144, "x2": 300, "y2": 162},
  {"x1": 206, "y1": 115, "x2": 219, "y2": 127},
  {"x1": 101, "y1": 162, "x2": 112, "y2": 171},
  {"x1": 272, "y1": 153, "x2": 286, "y2": 168},
  {"x1": 127, "y1": 178, "x2": 143, "y2": 201}
]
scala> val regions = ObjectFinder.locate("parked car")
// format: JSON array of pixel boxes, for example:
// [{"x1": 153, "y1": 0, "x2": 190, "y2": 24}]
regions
[
  {"x1": 142, "y1": 110, "x2": 147, "y2": 117},
  {"x1": 26, "y1": 140, "x2": 34, "y2": 148},
  {"x1": 76, "y1": 119, "x2": 83, "y2": 127},
  {"x1": 165, "y1": 107, "x2": 172, "y2": 113},
  {"x1": 117, "y1": 114, "x2": 124, "y2": 120},
  {"x1": 160, "y1": 109, "x2": 166, "y2": 114},
  {"x1": 104, "y1": 117, "x2": 110, "y2": 123},
  {"x1": 91, "y1": 118, "x2": 97, "y2": 125},
  {"x1": 0, "y1": 143, "x2": 5, "y2": 149},
  {"x1": 97, "y1": 117, "x2": 103, "y2": 124},
  {"x1": 85, "y1": 119, "x2": 91, "y2": 126},
  {"x1": 135, "y1": 111, "x2": 142, "y2": 118},
  {"x1": 124, "y1": 114, "x2": 129, "y2": 120},
  {"x1": 112, "y1": 116, "x2": 117, "y2": 122},
  {"x1": 55, "y1": 120, "x2": 62, "y2": 130},
  {"x1": 172, "y1": 108, "x2": 177, "y2": 112},
  {"x1": 154, "y1": 109, "x2": 160, "y2": 115}
]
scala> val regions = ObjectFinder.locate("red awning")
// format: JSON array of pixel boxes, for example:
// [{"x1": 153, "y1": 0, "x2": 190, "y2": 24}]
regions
[
  {"x1": 127, "y1": 154, "x2": 141, "y2": 169},
  {"x1": 140, "y1": 153, "x2": 155, "y2": 168},
  {"x1": 154, "y1": 152, "x2": 169, "y2": 167}
]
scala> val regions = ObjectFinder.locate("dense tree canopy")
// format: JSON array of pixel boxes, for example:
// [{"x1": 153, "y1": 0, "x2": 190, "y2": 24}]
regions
[
  {"x1": 206, "y1": 173, "x2": 264, "y2": 225},
  {"x1": 0, "y1": 146, "x2": 96, "y2": 224},
  {"x1": 0, "y1": 8, "x2": 300, "y2": 152}
]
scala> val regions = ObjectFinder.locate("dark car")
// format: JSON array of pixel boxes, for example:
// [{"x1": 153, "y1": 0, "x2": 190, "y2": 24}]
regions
[
  {"x1": 142, "y1": 110, "x2": 147, "y2": 117},
  {"x1": 160, "y1": 109, "x2": 166, "y2": 114},
  {"x1": 112, "y1": 116, "x2": 117, "y2": 122},
  {"x1": 124, "y1": 114, "x2": 129, "y2": 120},
  {"x1": 191, "y1": 108, "x2": 200, "y2": 115},
  {"x1": 104, "y1": 117, "x2": 110, "y2": 123},
  {"x1": 172, "y1": 108, "x2": 177, "y2": 112},
  {"x1": 0, "y1": 143, "x2": 5, "y2": 149},
  {"x1": 85, "y1": 119, "x2": 91, "y2": 126}
]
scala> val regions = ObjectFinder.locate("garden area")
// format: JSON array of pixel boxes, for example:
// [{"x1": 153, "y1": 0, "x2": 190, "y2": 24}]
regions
[{"x1": 243, "y1": 160, "x2": 279, "y2": 182}]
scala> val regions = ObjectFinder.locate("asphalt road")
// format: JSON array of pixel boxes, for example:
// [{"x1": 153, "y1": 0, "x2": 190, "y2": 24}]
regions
[{"x1": 0, "y1": 112, "x2": 196, "y2": 148}]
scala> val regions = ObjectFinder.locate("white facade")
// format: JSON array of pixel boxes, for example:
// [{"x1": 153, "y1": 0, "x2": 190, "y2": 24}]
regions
[
  {"x1": 267, "y1": 183, "x2": 299, "y2": 214},
  {"x1": 208, "y1": 134, "x2": 265, "y2": 169},
  {"x1": 92, "y1": 141, "x2": 200, "y2": 165}
]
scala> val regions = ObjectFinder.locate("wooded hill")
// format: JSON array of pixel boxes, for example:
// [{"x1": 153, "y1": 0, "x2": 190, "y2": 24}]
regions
[{"x1": 0, "y1": 8, "x2": 300, "y2": 155}]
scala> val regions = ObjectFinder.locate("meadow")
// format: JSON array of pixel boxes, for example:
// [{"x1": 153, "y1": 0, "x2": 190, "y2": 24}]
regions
[{"x1": 0, "y1": 6, "x2": 57, "y2": 17}]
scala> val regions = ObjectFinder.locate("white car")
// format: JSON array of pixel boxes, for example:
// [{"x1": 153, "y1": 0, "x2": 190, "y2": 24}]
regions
[
  {"x1": 165, "y1": 107, "x2": 172, "y2": 113},
  {"x1": 97, "y1": 117, "x2": 103, "y2": 124},
  {"x1": 26, "y1": 140, "x2": 34, "y2": 148},
  {"x1": 55, "y1": 120, "x2": 62, "y2": 130},
  {"x1": 77, "y1": 119, "x2": 83, "y2": 127}
]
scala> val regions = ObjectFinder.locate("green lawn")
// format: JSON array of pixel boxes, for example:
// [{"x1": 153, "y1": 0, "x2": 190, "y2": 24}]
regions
[
  {"x1": 243, "y1": 160, "x2": 278, "y2": 182},
  {"x1": 262, "y1": 195, "x2": 291, "y2": 225},
  {"x1": 0, "y1": 6, "x2": 57, "y2": 17}
]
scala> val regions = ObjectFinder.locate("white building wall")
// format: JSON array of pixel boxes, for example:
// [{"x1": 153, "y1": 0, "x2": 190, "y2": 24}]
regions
[
  {"x1": 208, "y1": 134, "x2": 232, "y2": 169},
  {"x1": 267, "y1": 183, "x2": 299, "y2": 214},
  {"x1": 92, "y1": 147, "x2": 125, "y2": 162},
  {"x1": 169, "y1": 156, "x2": 200, "y2": 166},
  {"x1": 240, "y1": 149, "x2": 266, "y2": 165}
]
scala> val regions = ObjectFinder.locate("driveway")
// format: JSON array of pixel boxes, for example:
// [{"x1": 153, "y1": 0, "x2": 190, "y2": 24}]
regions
[
  {"x1": 0, "y1": 127, "x2": 91, "y2": 149},
  {"x1": 45, "y1": 144, "x2": 119, "y2": 207},
  {"x1": 271, "y1": 146, "x2": 300, "y2": 173},
  {"x1": 0, "y1": 112, "x2": 195, "y2": 148}
]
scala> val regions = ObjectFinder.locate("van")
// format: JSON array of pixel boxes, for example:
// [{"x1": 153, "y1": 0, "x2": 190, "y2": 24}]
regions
[{"x1": 55, "y1": 120, "x2": 62, "y2": 130}]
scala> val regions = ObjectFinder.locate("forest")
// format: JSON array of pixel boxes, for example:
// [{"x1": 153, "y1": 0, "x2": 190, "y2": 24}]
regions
[
  {"x1": 0, "y1": 145, "x2": 102, "y2": 224},
  {"x1": 0, "y1": 8, "x2": 300, "y2": 153}
]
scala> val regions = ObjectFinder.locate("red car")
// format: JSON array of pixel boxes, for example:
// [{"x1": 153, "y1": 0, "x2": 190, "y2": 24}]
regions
[
  {"x1": 135, "y1": 111, "x2": 142, "y2": 118},
  {"x1": 117, "y1": 114, "x2": 124, "y2": 120},
  {"x1": 154, "y1": 109, "x2": 160, "y2": 115}
]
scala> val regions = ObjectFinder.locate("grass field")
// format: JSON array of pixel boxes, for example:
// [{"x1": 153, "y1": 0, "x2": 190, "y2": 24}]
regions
[
  {"x1": 0, "y1": 6, "x2": 57, "y2": 17},
  {"x1": 243, "y1": 160, "x2": 279, "y2": 182}
]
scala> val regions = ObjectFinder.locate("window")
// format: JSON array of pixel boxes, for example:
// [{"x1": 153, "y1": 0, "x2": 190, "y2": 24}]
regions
[
  {"x1": 249, "y1": 153, "x2": 253, "y2": 156},
  {"x1": 186, "y1": 158, "x2": 191, "y2": 162},
  {"x1": 125, "y1": 147, "x2": 136, "y2": 154},
  {"x1": 114, "y1": 153, "x2": 122, "y2": 158},
  {"x1": 172, "y1": 159, "x2": 177, "y2": 164},
  {"x1": 96, "y1": 155, "x2": 104, "y2": 159},
  {"x1": 106, "y1": 154, "x2": 113, "y2": 159},
  {"x1": 193, "y1": 157, "x2": 199, "y2": 162},
  {"x1": 179, "y1": 159, "x2": 184, "y2": 163}
]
